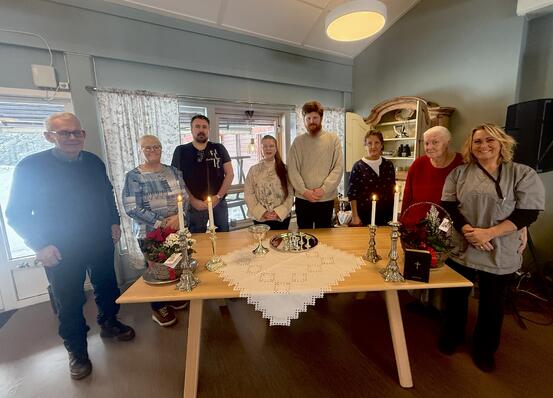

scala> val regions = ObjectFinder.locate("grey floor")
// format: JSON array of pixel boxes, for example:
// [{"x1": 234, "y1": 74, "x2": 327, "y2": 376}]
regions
[{"x1": 1, "y1": 290, "x2": 553, "y2": 398}]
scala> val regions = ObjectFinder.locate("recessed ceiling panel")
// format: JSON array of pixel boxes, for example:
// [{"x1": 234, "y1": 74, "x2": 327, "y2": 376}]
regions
[
  {"x1": 300, "y1": 0, "x2": 332, "y2": 8},
  {"x1": 222, "y1": 0, "x2": 323, "y2": 44},
  {"x1": 104, "y1": 0, "x2": 222, "y2": 24}
]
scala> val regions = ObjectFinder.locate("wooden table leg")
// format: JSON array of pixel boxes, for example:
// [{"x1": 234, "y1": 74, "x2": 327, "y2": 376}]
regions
[
  {"x1": 384, "y1": 290, "x2": 414, "y2": 388},
  {"x1": 184, "y1": 299, "x2": 204, "y2": 398}
]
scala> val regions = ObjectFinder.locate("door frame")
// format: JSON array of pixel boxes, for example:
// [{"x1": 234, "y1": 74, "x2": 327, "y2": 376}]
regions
[{"x1": 0, "y1": 88, "x2": 73, "y2": 311}]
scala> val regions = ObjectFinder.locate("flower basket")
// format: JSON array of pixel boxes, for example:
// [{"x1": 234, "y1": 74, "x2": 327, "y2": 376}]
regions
[
  {"x1": 399, "y1": 202, "x2": 454, "y2": 269},
  {"x1": 147, "y1": 259, "x2": 182, "y2": 281},
  {"x1": 138, "y1": 226, "x2": 196, "y2": 281}
]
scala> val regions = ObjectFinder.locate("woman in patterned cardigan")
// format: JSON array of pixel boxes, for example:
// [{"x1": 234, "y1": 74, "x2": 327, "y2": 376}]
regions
[
  {"x1": 122, "y1": 135, "x2": 188, "y2": 327},
  {"x1": 348, "y1": 130, "x2": 396, "y2": 226}
]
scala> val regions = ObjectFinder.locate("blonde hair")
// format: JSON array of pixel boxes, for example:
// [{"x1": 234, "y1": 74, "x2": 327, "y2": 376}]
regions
[
  {"x1": 461, "y1": 123, "x2": 516, "y2": 163},
  {"x1": 44, "y1": 112, "x2": 81, "y2": 131}
]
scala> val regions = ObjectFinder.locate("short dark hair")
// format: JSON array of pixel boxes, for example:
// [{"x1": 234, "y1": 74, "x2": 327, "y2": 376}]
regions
[
  {"x1": 302, "y1": 101, "x2": 324, "y2": 117},
  {"x1": 364, "y1": 130, "x2": 384, "y2": 146},
  {"x1": 190, "y1": 114, "x2": 210, "y2": 126}
]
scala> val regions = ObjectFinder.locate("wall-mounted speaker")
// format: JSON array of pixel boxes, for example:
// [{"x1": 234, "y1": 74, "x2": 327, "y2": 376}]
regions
[{"x1": 505, "y1": 99, "x2": 553, "y2": 173}]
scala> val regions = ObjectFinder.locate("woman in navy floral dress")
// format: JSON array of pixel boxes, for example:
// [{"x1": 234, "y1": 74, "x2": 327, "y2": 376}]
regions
[{"x1": 348, "y1": 130, "x2": 396, "y2": 226}]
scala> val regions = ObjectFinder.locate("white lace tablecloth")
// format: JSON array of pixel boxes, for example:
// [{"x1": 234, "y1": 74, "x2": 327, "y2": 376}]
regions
[{"x1": 217, "y1": 242, "x2": 363, "y2": 326}]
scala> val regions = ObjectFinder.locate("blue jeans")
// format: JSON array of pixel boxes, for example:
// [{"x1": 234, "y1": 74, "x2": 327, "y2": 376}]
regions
[{"x1": 188, "y1": 200, "x2": 229, "y2": 233}]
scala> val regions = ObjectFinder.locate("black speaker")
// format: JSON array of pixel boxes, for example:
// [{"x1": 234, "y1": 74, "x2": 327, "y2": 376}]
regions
[{"x1": 505, "y1": 99, "x2": 553, "y2": 173}]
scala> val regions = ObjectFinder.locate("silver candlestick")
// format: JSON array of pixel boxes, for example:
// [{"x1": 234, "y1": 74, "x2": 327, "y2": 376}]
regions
[
  {"x1": 363, "y1": 224, "x2": 381, "y2": 263},
  {"x1": 176, "y1": 228, "x2": 200, "y2": 292},
  {"x1": 380, "y1": 221, "x2": 405, "y2": 282},
  {"x1": 205, "y1": 225, "x2": 225, "y2": 271}
]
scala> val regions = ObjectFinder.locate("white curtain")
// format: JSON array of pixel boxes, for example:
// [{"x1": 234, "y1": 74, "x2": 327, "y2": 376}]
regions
[
  {"x1": 96, "y1": 90, "x2": 179, "y2": 269},
  {"x1": 293, "y1": 105, "x2": 346, "y2": 193}
]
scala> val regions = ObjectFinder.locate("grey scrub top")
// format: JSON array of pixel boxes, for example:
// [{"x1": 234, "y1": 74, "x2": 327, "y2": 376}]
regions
[{"x1": 442, "y1": 162, "x2": 545, "y2": 275}]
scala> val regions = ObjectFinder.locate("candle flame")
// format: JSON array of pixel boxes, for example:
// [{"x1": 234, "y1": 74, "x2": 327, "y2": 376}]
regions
[
  {"x1": 395, "y1": 185, "x2": 399, "y2": 193},
  {"x1": 207, "y1": 196, "x2": 212, "y2": 202},
  {"x1": 177, "y1": 194, "x2": 182, "y2": 202},
  {"x1": 372, "y1": 194, "x2": 377, "y2": 201}
]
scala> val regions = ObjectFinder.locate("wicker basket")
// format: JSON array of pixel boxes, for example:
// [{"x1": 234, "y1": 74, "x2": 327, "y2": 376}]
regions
[
  {"x1": 399, "y1": 201, "x2": 453, "y2": 269},
  {"x1": 146, "y1": 259, "x2": 182, "y2": 281}
]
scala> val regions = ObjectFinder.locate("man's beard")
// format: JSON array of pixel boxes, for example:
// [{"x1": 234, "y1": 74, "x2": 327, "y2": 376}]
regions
[
  {"x1": 307, "y1": 123, "x2": 322, "y2": 135},
  {"x1": 194, "y1": 133, "x2": 208, "y2": 143}
]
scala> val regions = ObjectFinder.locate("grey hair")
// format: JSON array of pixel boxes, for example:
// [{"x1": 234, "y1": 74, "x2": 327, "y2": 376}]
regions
[
  {"x1": 138, "y1": 135, "x2": 161, "y2": 146},
  {"x1": 44, "y1": 112, "x2": 81, "y2": 131},
  {"x1": 423, "y1": 126, "x2": 451, "y2": 142}
]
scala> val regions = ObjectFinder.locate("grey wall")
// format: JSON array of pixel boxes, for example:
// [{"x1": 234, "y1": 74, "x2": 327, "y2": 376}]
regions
[
  {"x1": 0, "y1": 0, "x2": 352, "y2": 157},
  {"x1": 518, "y1": 13, "x2": 553, "y2": 261},
  {"x1": 353, "y1": 0, "x2": 525, "y2": 149},
  {"x1": 0, "y1": 0, "x2": 352, "y2": 282}
]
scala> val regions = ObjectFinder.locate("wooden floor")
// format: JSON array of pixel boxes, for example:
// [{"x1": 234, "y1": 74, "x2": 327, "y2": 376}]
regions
[{"x1": 1, "y1": 291, "x2": 552, "y2": 398}]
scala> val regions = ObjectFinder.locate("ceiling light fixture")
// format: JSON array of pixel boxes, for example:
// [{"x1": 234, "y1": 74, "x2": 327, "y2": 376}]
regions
[{"x1": 325, "y1": 0, "x2": 387, "y2": 42}]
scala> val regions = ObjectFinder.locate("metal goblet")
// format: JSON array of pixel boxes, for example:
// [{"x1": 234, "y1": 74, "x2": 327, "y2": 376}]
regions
[{"x1": 248, "y1": 224, "x2": 271, "y2": 255}]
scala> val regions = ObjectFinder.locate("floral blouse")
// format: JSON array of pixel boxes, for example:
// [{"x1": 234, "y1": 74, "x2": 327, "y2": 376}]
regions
[{"x1": 244, "y1": 160, "x2": 294, "y2": 221}]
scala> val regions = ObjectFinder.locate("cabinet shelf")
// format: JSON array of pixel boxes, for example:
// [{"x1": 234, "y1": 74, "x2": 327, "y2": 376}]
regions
[
  {"x1": 383, "y1": 137, "x2": 416, "y2": 141},
  {"x1": 377, "y1": 119, "x2": 416, "y2": 127}
]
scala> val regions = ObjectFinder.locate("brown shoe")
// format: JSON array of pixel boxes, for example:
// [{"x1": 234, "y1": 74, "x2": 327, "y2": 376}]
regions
[{"x1": 152, "y1": 306, "x2": 177, "y2": 327}]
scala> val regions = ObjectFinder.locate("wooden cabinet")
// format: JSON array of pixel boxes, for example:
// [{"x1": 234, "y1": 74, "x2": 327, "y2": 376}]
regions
[{"x1": 346, "y1": 96, "x2": 431, "y2": 180}]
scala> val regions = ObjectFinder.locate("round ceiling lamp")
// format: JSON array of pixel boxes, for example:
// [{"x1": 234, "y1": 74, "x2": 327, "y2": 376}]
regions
[{"x1": 325, "y1": 0, "x2": 387, "y2": 42}]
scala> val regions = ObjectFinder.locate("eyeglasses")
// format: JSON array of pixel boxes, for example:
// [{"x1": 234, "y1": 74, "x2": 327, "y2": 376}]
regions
[
  {"x1": 49, "y1": 130, "x2": 84, "y2": 138},
  {"x1": 142, "y1": 145, "x2": 162, "y2": 151}
]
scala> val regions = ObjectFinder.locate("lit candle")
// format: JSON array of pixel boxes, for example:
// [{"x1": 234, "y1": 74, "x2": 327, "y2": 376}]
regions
[
  {"x1": 177, "y1": 194, "x2": 185, "y2": 231},
  {"x1": 207, "y1": 196, "x2": 215, "y2": 228},
  {"x1": 371, "y1": 194, "x2": 377, "y2": 226},
  {"x1": 392, "y1": 185, "x2": 400, "y2": 222}
]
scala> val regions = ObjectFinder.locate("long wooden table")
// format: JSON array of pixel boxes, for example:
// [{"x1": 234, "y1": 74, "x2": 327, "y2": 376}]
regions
[{"x1": 117, "y1": 228, "x2": 472, "y2": 397}]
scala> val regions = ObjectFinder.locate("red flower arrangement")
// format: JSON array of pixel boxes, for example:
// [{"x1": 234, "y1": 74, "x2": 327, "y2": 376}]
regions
[
  {"x1": 138, "y1": 227, "x2": 180, "y2": 262},
  {"x1": 400, "y1": 203, "x2": 454, "y2": 268}
]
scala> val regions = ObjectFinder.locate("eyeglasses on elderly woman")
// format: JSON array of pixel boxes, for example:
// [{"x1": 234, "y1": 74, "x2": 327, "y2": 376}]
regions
[{"x1": 142, "y1": 145, "x2": 162, "y2": 151}]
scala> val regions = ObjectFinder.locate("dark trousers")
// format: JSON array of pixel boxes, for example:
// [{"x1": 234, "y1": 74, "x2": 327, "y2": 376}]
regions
[
  {"x1": 188, "y1": 200, "x2": 229, "y2": 233},
  {"x1": 442, "y1": 259, "x2": 515, "y2": 356},
  {"x1": 253, "y1": 217, "x2": 291, "y2": 230},
  {"x1": 44, "y1": 244, "x2": 120, "y2": 354},
  {"x1": 295, "y1": 198, "x2": 334, "y2": 229}
]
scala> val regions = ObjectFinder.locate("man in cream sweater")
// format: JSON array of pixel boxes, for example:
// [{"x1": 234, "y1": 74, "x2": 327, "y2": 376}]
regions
[{"x1": 288, "y1": 101, "x2": 344, "y2": 228}]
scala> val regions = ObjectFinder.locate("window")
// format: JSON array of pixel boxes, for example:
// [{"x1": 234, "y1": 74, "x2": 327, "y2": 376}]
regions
[
  {"x1": 217, "y1": 113, "x2": 279, "y2": 226},
  {"x1": 178, "y1": 104, "x2": 207, "y2": 145},
  {"x1": 218, "y1": 116, "x2": 278, "y2": 186},
  {"x1": 0, "y1": 99, "x2": 66, "y2": 259}
]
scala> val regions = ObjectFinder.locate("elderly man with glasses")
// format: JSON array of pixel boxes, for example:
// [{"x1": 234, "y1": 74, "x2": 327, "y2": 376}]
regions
[{"x1": 6, "y1": 112, "x2": 135, "y2": 380}]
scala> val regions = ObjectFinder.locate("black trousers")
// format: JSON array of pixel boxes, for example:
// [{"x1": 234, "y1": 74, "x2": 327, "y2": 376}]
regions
[
  {"x1": 295, "y1": 198, "x2": 334, "y2": 229},
  {"x1": 253, "y1": 217, "x2": 291, "y2": 230},
  {"x1": 44, "y1": 244, "x2": 120, "y2": 354},
  {"x1": 442, "y1": 259, "x2": 515, "y2": 356}
]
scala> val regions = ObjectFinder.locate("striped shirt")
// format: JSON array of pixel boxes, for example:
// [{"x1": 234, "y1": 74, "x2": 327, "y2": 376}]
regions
[{"x1": 122, "y1": 165, "x2": 187, "y2": 238}]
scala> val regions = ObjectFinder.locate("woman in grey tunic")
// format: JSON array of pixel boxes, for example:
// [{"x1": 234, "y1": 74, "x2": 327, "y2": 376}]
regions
[{"x1": 439, "y1": 123, "x2": 545, "y2": 372}]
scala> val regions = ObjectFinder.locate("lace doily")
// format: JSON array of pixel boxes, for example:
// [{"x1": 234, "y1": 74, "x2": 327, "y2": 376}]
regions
[{"x1": 217, "y1": 242, "x2": 363, "y2": 326}]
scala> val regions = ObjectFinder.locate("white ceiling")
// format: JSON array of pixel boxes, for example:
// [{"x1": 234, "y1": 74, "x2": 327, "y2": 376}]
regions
[{"x1": 102, "y1": 0, "x2": 420, "y2": 58}]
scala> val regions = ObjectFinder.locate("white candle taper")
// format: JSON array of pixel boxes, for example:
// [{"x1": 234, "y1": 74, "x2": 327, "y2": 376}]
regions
[
  {"x1": 177, "y1": 194, "x2": 185, "y2": 231},
  {"x1": 207, "y1": 196, "x2": 215, "y2": 228},
  {"x1": 392, "y1": 185, "x2": 400, "y2": 222},
  {"x1": 371, "y1": 194, "x2": 377, "y2": 226}
]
